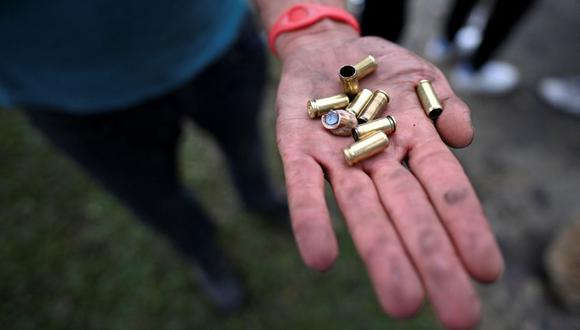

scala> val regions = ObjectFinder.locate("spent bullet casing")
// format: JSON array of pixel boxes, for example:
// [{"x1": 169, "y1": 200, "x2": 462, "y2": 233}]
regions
[
  {"x1": 358, "y1": 90, "x2": 390, "y2": 123},
  {"x1": 344, "y1": 131, "x2": 389, "y2": 166},
  {"x1": 353, "y1": 55, "x2": 378, "y2": 79},
  {"x1": 339, "y1": 65, "x2": 359, "y2": 96},
  {"x1": 352, "y1": 116, "x2": 397, "y2": 141},
  {"x1": 416, "y1": 80, "x2": 443, "y2": 119},
  {"x1": 345, "y1": 89, "x2": 373, "y2": 117},
  {"x1": 307, "y1": 94, "x2": 350, "y2": 119},
  {"x1": 321, "y1": 110, "x2": 358, "y2": 136}
]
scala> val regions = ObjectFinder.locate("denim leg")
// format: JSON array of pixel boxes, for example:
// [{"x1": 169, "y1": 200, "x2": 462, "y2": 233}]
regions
[
  {"x1": 25, "y1": 96, "x2": 221, "y2": 268},
  {"x1": 469, "y1": 0, "x2": 538, "y2": 70},
  {"x1": 181, "y1": 17, "x2": 284, "y2": 211},
  {"x1": 445, "y1": 0, "x2": 480, "y2": 41},
  {"x1": 360, "y1": 0, "x2": 408, "y2": 42}
]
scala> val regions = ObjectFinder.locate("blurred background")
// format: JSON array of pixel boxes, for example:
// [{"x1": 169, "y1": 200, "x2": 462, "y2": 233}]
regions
[{"x1": 1, "y1": 0, "x2": 579, "y2": 329}]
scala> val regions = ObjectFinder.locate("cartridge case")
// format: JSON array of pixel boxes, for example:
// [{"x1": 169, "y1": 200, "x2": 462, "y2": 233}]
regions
[
  {"x1": 358, "y1": 90, "x2": 390, "y2": 123},
  {"x1": 345, "y1": 89, "x2": 373, "y2": 117},
  {"x1": 344, "y1": 131, "x2": 389, "y2": 166},
  {"x1": 307, "y1": 93, "x2": 350, "y2": 119},
  {"x1": 321, "y1": 110, "x2": 358, "y2": 136},
  {"x1": 353, "y1": 55, "x2": 378, "y2": 79},
  {"x1": 352, "y1": 116, "x2": 397, "y2": 141},
  {"x1": 339, "y1": 65, "x2": 359, "y2": 96},
  {"x1": 416, "y1": 80, "x2": 443, "y2": 119}
]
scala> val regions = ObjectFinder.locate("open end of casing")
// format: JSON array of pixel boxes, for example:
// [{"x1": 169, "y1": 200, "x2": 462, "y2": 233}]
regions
[
  {"x1": 389, "y1": 115, "x2": 397, "y2": 127},
  {"x1": 429, "y1": 108, "x2": 443, "y2": 119},
  {"x1": 339, "y1": 65, "x2": 356, "y2": 78},
  {"x1": 352, "y1": 128, "x2": 360, "y2": 141}
]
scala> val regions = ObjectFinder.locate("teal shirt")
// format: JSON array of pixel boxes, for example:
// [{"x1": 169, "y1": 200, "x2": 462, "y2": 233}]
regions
[{"x1": 0, "y1": 0, "x2": 246, "y2": 113}]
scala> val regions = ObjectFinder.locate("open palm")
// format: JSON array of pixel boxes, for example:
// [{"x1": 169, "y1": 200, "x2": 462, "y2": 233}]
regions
[{"x1": 275, "y1": 35, "x2": 504, "y2": 329}]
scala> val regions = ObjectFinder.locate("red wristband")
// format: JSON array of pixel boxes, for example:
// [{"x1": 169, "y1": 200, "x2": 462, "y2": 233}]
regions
[{"x1": 268, "y1": 3, "x2": 361, "y2": 56}]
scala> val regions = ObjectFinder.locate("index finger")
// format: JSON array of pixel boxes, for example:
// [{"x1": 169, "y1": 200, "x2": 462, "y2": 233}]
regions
[{"x1": 283, "y1": 154, "x2": 338, "y2": 271}]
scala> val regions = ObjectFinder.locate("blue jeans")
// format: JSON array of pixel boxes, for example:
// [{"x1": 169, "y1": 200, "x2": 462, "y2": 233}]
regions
[{"x1": 25, "y1": 16, "x2": 268, "y2": 268}]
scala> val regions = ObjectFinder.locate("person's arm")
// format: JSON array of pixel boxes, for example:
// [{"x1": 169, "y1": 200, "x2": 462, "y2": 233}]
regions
[{"x1": 253, "y1": 1, "x2": 504, "y2": 329}]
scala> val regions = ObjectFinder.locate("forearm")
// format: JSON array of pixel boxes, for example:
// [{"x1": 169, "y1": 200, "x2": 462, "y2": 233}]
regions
[{"x1": 252, "y1": 0, "x2": 359, "y2": 59}]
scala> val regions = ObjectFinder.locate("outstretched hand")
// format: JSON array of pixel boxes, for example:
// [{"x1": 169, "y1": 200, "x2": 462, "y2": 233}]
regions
[{"x1": 274, "y1": 25, "x2": 504, "y2": 330}]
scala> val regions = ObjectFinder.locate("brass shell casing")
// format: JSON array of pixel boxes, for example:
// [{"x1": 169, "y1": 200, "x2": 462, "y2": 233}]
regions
[
  {"x1": 307, "y1": 94, "x2": 350, "y2": 119},
  {"x1": 416, "y1": 80, "x2": 443, "y2": 119},
  {"x1": 321, "y1": 110, "x2": 358, "y2": 136},
  {"x1": 352, "y1": 116, "x2": 397, "y2": 141},
  {"x1": 339, "y1": 65, "x2": 360, "y2": 96},
  {"x1": 353, "y1": 55, "x2": 378, "y2": 79},
  {"x1": 345, "y1": 89, "x2": 373, "y2": 117},
  {"x1": 344, "y1": 131, "x2": 389, "y2": 166},
  {"x1": 358, "y1": 89, "x2": 390, "y2": 123}
]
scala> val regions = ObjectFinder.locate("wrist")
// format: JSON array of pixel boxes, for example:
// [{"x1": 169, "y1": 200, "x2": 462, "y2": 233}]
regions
[
  {"x1": 277, "y1": 19, "x2": 359, "y2": 60},
  {"x1": 266, "y1": 3, "x2": 360, "y2": 59}
]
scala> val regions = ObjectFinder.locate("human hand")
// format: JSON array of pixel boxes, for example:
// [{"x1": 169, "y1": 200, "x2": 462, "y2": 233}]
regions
[{"x1": 274, "y1": 22, "x2": 504, "y2": 330}]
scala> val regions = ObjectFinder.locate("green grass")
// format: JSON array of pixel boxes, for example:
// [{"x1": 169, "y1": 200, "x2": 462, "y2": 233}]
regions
[{"x1": 0, "y1": 108, "x2": 438, "y2": 330}]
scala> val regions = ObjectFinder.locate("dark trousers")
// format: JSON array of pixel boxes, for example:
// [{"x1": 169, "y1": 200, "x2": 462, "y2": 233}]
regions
[
  {"x1": 360, "y1": 0, "x2": 407, "y2": 43},
  {"x1": 361, "y1": 0, "x2": 537, "y2": 70},
  {"x1": 25, "y1": 18, "x2": 268, "y2": 269}
]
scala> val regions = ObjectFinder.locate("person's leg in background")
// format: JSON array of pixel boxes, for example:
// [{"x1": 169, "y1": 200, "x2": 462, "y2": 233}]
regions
[
  {"x1": 360, "y1": 0, "x2": 481, "y2": 62},
  {"x1": 444, "y1": 0, "x2": 480, "y2": 43},
  {"x1": 469, "y1": 0, "x2": 538, "y2": 70},
  {"x1": 25, "y1": 96, "x2": 245, "y2": 313},
  {"x1": 424, "y1": 0, "x2": 480, "y2": 63},
  {"x1": 183, "y1": 16, "x2": 289, "y2": 227},
  {"x1": 360, "y1": 0, "x2": 408, "y2": 43},
  {"x1": 448, "y1": 0, "x2": 539, "y2": 94}
]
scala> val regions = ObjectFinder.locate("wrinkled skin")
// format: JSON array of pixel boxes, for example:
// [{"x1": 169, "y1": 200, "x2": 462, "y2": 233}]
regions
[{"x1": 275, "y1": 33, "x2": 504, "y2": 330}]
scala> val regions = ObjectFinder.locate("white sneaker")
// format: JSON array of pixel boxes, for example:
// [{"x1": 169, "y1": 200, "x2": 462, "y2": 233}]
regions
[
  {"x1": 537, "y1": 76, "x2": 580, "y2": 117},
  {"x1": 456, "y1": 4, "x2": 488, "y2": 55},
  {"x1": 455, "y1": 25, "x2": 482, "y2": 56},
  {"x1": 450, "y1": 61, "x2": 520, "y2": 95},
  {"x1": 424, "y1": 26, "x2": 482, "y2": 63}
]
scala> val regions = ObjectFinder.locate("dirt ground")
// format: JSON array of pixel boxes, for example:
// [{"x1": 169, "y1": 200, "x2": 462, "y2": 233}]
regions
[{"x1": 400, "y1": 0, "x2": 580, "y2": 328}]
